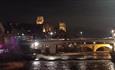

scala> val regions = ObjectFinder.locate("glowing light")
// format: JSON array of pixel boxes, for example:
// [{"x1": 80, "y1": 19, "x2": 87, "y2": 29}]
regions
[
  {"x1": 36, "y1": 16, "x2": 44, "y2": 24},
  {"x1": 35, "y1": 58, "x2": 39, "y2": 60},
  {"x1": 49, "y1": 32, "x2": 53, "y2": 36},
  {"x1": 93, "y1": 42, "x2": 96, "y2": 44},
  {"x1": 47, "y1": 56, "x2": 60, "y2": 60},
  {"x1": 22, "y1": 33, "x2": 24, "y2": 36},
  {"x1": 33, "y1": 61, "x2": 40, "y2": 65},
  {"x1": 80, "y1": 31, "x2": 83, "y2": 35},
  {"x1": 84, "y1": 42, "x2": 86, "y2": 44},
  {"x1": 111, "y1": 30, "x2": 114, "y2": 33},
  {"x1": 107, "y1": 45, "x2": 112, "y2": 49},
  {"x1": 59, "y1": 21, "x2": 66, "y2": 32},
  {"x1": 31, "y1": 41, "x2": 40, "y2": 49},
  {"x1": 113, "y1": 33, "x2": 115, "y2": 37},
  {"x1": 43, "y1": 28, "x2": 46, "y2": 32},
  {"x1": 34, "y1": 42, "x2": 39, "y2": 46},
  {"x1": 33, "y1": 53, "x2": 36, "y2": 55},
  {"x1": 68, "y1": 44, "x2": 73, "y2": 47},
  {"x1": 48, "y1": 56, "x2": 56, "y2": 60}
]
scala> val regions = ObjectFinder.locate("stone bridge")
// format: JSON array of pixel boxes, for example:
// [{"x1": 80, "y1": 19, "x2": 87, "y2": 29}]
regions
[
  {"x1": 79, "y1": 44, "x2": 112, "y2": 52},
  {"x1": 33, "y1": 38, "x2": 115, "y2": 54},
  {"x1": 5, "y1": 36, "x2": 114, "y2": 56}
]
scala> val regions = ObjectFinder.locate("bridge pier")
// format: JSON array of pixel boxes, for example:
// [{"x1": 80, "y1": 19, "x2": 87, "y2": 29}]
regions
[{"x1": 49, "y1": 44, "x2": 56, "y2": 54}]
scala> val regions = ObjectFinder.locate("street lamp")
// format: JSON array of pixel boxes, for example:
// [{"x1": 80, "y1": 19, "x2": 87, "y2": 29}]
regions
[
  {"x1": 80, "y1": 31, "x2": 83, "y2": 40},
  {"x1": 80, "y1": 31, "x2": 83, "y2": 36},
  {"x1": 112, "y1": 29, "x2": 114, "y2": 33},
  {"x1": 49, "y1": 32, "x2": 54, "y2": 36},
  {"x1": 111, "y1": 29, "x2": 115, "y2": 39},
  {"x1": 48, "y1": 32, "x2": 54, "y2": 40},
  {"x1": 111, "y1": 29, "x2": 115, "y2": 52}
]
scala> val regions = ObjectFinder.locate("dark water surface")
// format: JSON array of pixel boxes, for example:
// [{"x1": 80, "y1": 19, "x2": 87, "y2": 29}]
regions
[{"x1": 0, "y1": 60, "x2": 114, "y2": 70}]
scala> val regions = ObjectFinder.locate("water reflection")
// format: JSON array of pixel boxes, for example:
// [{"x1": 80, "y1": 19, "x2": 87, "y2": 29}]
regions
[
  {"x1": 30, "y1": 60, "x2": 114, "y2": 70},
  {"x1": 85, "y1": 60, "x2": 114, "y2": 70},
  {"x1": 32, "y1": 61, "x2": 40, "y2": 70},
  {"x1": 0, "y1": 60, "x2": 115, "y2": 70},
  {"x1": 0, "y1": 61, "x2": 25, "y2": 70}
]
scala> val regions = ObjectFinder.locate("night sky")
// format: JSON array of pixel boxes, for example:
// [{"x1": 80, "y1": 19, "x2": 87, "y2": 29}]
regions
[{"x1": 0, "y1": 0, "x2": 115, "y2": 37}]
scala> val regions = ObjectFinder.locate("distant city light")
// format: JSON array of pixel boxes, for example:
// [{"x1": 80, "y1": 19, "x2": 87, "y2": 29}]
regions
[
  {"x1": 93, "y1": 42, "x2": 96, "y2": 44},
  {"x1": 31, "y1": 41, "x2": 40, "y2": 49},
  {"x1": 22, "y1": 33, "x2": 24, "y2": 36},
  {"x1": 68, "y1": 43, "x2": 73, "y2": 47},
  {"x1": 49, "y1": 32, "x2": 54, "y2": 36},
  {"x1": 84, "y1": 42, "x2": 86, "y2": 44},
  {"x1": 114, "y1": 34, "x2": 115, "y2": 37},
  {"x1": 35, "y1": 58, "x2": 39, "y2": 60},
  {"x1": 80, "y1": 31, "x2": 83, "y2": 35},
  {"x1": 36, "y1": 16, "x2": 44, "y2": 24},
  {"x1": 111, "y1": 30, "x2": 114, "y2": 33},
  {"x1": 34, "y1": 42, "x2": 39, "y2": 47}
]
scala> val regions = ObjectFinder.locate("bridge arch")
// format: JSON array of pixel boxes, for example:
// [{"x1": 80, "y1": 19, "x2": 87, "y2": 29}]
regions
[
  {"x1": 94, "y1": 44, "x2": 113, "y2": 52},
  {"x1": 96, "y1": 47, "x2": 111, "y2": 51}
]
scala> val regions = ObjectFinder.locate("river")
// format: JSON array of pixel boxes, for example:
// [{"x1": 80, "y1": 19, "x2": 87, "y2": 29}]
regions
[{"x1": 0, "y1": 60, "x2": 114, "y2": 70}]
